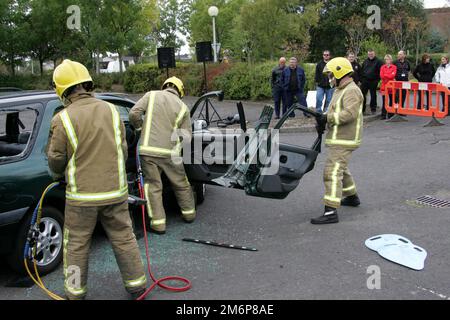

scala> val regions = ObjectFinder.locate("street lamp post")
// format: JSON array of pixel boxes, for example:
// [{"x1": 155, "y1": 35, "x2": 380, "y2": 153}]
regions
[{"x1": 208, "y1": 6, "x2": 219, "y2": 63}]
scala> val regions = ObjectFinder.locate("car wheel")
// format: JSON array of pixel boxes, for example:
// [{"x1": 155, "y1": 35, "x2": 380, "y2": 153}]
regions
[
  {"x1": 193, "y1": 183, "x2": 206, "y2": 206},
  {"x1": 7, "y1": 206, "x2": 64, "y2": 276}
]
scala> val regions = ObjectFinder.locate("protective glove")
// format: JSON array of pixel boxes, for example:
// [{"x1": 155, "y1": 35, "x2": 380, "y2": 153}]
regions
[{"x1": 316, "y1": 113, "x2": 328, "y2": 135}]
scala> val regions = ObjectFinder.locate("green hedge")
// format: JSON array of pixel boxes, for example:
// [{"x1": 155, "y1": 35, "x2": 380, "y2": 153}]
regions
[
  {"x1": 0, "y1": 73, "x2": 121, "y2": 92},
  {"x1": 213, "y1": 62, "x2": 316, "y2": 101},
  {"x1": 0, "y1": 74, "x2": 53, "y2": 90},
  {"x1": 123, "y1": 63, "x2": 225, "y2": 97}
]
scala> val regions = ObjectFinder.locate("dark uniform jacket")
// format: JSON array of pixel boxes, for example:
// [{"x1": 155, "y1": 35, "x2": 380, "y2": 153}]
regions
[
  {"x1": 271, "y1": 65, "x2": 285, "y2": 89},
  {"x1": 413, "y1": 63, "x2": 435, "y2": 83},
  {"x1": 351, "y1": 61, "x2": 362, "y2": 84},
  {"x1": 315, "y1": 60, "x2": 331, "y2": 89},
  {"x1": 394, "y1": 60, "x2": 411, "y2": 81},
  {"x1": 282, "y1": 66, "x2": 306, "y2": 93},
  {"x1": 361, "y1": 57, "x2": 382, "y2": 82}
]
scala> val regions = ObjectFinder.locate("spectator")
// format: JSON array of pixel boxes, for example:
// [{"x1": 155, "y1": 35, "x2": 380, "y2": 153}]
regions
[
  {"x1": 347, "y1": 52, "x2": 361, "y2": 85},
  {"x1": 314, "y1": 50, "x2": 334, "y2": 113},
  {"x1": 433, "y1": 55, "x2": 450, "y2": 113},
  {"x1": 413, "y1": 53, "x2": 435, "y2": 110},
  {"x1": 282, "y1": 57, "x2": 308, "y2": 118},
  {"x1": 271, "y1": 57, "x2": 287, "y2": 119},
  {"x1": 361, "y1": 50, "x2": 382, "y2": 115},
  {"x1": 394, "y1": 50, "x2": 411, "y2": 108},
  {"x1": 380, "y1": 54, "x2": 397, "y2": 119}
]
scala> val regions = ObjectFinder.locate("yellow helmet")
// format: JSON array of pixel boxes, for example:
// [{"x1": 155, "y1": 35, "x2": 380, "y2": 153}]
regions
[
  {"x1": 323, "y1": 57, "x2": 354, "y2": 80},
  {"x1": 162, "y1": 76, "x2": 185, "y2": 98},
  {"x1": 53, "y1": 60, "x2": 93, "y2": 99}
]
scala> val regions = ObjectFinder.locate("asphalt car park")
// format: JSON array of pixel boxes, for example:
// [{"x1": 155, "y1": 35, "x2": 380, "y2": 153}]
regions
[{"x1": 1, "y1": 112, "x2": 449, "y2": 300}]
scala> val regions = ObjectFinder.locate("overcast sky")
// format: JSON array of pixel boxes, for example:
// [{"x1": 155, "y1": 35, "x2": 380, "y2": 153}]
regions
[{"x1": 424, "y1": 0, "x2": 449, "y2": 8}]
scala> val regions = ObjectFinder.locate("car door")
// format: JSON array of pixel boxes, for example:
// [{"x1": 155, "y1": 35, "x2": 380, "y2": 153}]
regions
[{"x1": 185, "y1": 96, "x2": 323, "y2": 200}]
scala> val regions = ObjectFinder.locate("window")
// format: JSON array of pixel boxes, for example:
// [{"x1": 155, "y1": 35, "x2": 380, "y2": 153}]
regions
[
  {"x1": 113, "y1": 103, "x2": 130, "y2": 122},
  {"x1": 0, "y1": 105, "x2": 39, "y2": 159}
]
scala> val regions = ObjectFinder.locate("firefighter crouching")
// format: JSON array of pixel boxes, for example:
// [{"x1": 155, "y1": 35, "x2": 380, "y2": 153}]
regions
[
  {"x1": 129, "y1": 77, "x2": 196, "y2": 235},
  {"x1": 47, "y1": 60, "x2": 147, "y2": 300},
  {"x1": 311, "y1": 57, "x2": 363, "y2": 225}
]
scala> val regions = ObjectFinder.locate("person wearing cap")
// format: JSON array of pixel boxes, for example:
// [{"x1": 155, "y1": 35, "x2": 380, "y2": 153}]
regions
[
  {"x1": 129, "y1": 77, "x2": 196, "y2": 234},
  {"x1": 310, "y1": 57, "x2": 364, "y2": 225},
  {"x1": 47, "y1": 60, "x2": 147, "y2": 300}
]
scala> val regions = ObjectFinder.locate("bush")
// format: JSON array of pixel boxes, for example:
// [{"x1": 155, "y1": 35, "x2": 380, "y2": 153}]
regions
[
  {"x1": 0, "y1": 72, "x2": 122, "y2": 92},
  {"x1": 213, "y1": 63, "x2": 253, "y2": 100},
  {"x1": 0, "y1": 74, "x2": 53, "y2": 90},
  {"x1": 123, "y1": 64, "x2": 163, "y2": 93},
  {"x1": 214, "y1": 61, "x2": 317, "y2": 101},
  {"x1": 123, "y1": 62, "x2": 230, "y2": 96}
]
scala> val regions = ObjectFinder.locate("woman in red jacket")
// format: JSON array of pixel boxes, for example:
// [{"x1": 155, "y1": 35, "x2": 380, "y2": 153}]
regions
[{"x1": 380, "y1": 54, "x2": 397, "y2": 119}]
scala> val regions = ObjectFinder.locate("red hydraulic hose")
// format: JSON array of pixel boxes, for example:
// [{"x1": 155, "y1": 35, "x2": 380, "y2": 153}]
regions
[{"x1": 136, "y1": 179, "x2": 191, "y2": 301}]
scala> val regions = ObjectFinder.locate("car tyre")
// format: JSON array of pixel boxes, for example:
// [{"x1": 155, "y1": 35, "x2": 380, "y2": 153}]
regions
[{"x1": 7, "y1": 206, "x2": 64, "y2": 276}]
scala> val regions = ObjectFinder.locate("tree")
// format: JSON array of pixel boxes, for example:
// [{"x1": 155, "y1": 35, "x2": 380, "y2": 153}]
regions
[
  {"x1": 230, "y1": 0, "x2": 321, "y2": 62},
  {"x1": 101, "y1": 0, "x2": 158, "y2": 73},
  {"x1": 154, "y1": 0, "x2": 192, "y2": 53},
  {"x1": 25, "y1": 0, "x2": 81, "y2": 76},
  {"x1": 343, "y1": 14, "x2": 374, "y2": 57},
  {"x1": 408, "y1": 16, "x2": 429, "y2": 65},
  {"x1": 424, "y1": 29, "x2": 447, "y2": 53},
  {"x1": 309, "y1": 0, "x2": 425, "y2": 61},
  {"x1": 189, "y1": 0, "x2": 247, "y2": 55},
  {"x1": 0, "y1": 0, "x2": 28, "y2": 75}
]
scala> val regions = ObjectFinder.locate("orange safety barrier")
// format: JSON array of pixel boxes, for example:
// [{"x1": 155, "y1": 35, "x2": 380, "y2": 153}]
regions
[{"x1": 384, "y1": 81, "x2": 449, "y2": 119}]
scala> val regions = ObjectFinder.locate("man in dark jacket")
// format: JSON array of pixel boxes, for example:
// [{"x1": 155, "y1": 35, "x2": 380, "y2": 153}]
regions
[
  {"x1": 282, "y1": 57, "x2": 308, "y2": 118},
  {"x1": 413, "y1": 53, "x2": 435, "y2": 110},
  {"x1": 315, "y1": 50, "x2": 334, "y2": 113},
  {"x1": 394, "y1": 50, "x2": 411, "y2": 108},
  {"x1": 360, "y1": 50, "x2": 382, "y2": 114},
  {"x1": 271, "y1": 57, "x2": 287, "y2": 119},
  {"x1": 347, "y1": 52, "x2": 361, "y2": 85}
]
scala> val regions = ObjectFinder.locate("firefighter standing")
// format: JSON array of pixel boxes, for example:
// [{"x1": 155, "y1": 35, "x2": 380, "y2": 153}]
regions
[
  {"x1": 129, "y1": 77, "x2": 195, "y2": 235},
  {"x1": 311, "y1": 57, "x2": 363, "y2": 225},
  {"x1": 47, "y1": 60, "x2": 147, "y2": 300}
]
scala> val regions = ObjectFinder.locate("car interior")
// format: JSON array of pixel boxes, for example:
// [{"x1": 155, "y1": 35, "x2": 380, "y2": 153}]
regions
[
  {"x1": 0, "y1": 110, "x2": 35, "y2": 158},
  {"x1": 185, "y1": 94, "x2": 322, "y2": 200}
]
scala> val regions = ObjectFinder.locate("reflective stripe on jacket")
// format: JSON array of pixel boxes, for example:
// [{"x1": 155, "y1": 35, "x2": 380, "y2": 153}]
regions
[
  {"x1": 47, "y1": 92, "x2": 128, "y2": 207},
  {"x1": 129, "y1": 89, "x2": 192, "y2": 158},
  {"x1": 325, "y1": 80, "x2": 364, "y2": 150}
]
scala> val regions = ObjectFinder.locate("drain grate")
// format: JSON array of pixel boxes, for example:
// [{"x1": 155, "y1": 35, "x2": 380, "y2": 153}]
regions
[{"x1": 416, "y1": 196, "x2": 450, "y2": 208}]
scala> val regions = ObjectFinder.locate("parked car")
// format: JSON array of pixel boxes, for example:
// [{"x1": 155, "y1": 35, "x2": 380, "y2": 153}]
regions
[{"x1": 0, "y1": 91, "x2": 205, "y2": 275}]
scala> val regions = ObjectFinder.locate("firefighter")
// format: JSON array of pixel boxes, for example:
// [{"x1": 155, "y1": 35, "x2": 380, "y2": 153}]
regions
[
  {"x1": 129, "y1": 77, "x2": 195, "y2": 235},
  {"x1": 47, "y1": 60, "x2": 147, "y2": 300},
  {"x1": 311, "y1": 57, "x2": 363, "y2": 225}
]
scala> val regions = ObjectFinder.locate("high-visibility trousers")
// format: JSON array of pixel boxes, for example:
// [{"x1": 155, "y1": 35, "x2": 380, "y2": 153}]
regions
[
  {"x1": 63, "y1": 201, "x2": 147, "y2": 300},
  {"x1": 141, "y1": 155, "x2": 196, "y2": 232},
  {"x1": 323, "y1": 146, "x2": 358, "y2": 209}
]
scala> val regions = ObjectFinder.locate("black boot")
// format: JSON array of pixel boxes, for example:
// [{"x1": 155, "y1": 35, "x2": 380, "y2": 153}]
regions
[
  {"x1": 341, "y1": 194, "x2": 361, "y2": 207},
  {"x1": 311, "y1": 206, "x2": 339, "y2": 225}
]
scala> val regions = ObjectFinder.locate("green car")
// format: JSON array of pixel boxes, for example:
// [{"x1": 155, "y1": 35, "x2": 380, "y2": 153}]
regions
[
  {"x1": 0, "y1": 90, "x2": 321, "y2": 275},
  {"x1": 0, "y1": 91, "x2": 208, "y2": 275}
]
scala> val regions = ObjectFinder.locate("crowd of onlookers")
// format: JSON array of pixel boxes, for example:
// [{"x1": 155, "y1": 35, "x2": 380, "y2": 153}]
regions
[{"x1": 271, "y1": 50, "x2": 450, "y2": 119}]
